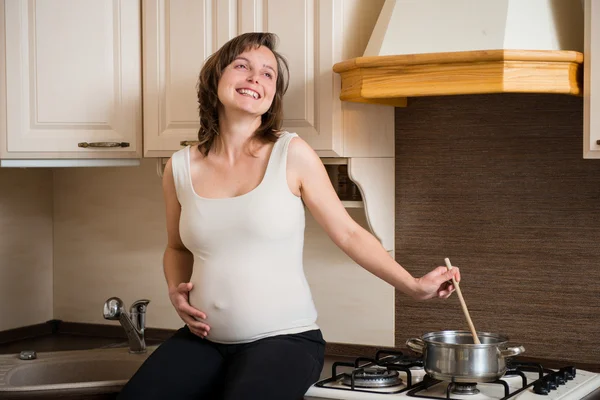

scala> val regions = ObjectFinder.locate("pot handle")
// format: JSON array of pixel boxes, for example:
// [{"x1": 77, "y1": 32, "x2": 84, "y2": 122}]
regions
[
  {"x1": 406, "y1": 338, "x2": 425, "y2": 354},
  {"x1": 499, "y1": 345, "x2": 525, "y2": 358}
]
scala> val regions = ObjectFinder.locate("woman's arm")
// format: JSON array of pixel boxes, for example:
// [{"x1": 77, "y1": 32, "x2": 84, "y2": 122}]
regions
[
  {"x1": 162, "y1": 159, "x2": 194, "y2": 288},
  {"x1": 287, "y1": 137, "x2": 459, "y2": 300},
  {"x1": 162, "y1": 159, "x2": 210, "y2": 337}
]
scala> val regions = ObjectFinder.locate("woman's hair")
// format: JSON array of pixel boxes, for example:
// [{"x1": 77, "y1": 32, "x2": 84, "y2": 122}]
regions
[{"x1": 196, "y1": 32, "x2": 290, "y2": 155}]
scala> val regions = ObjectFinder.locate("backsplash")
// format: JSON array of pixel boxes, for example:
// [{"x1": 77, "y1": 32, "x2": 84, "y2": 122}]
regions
[
  {"x1": 52, "y1": 160, "x2": 179, "y2": 329},
  {"x1": 393, "y1": 93, "x2": 600, "y2": 364},
  {"x1": 0, "y1": 168, "x2": 53, "y2": 331}
]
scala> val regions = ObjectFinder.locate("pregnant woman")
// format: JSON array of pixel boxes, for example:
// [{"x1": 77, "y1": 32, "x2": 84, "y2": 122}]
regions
[{"x1": 117, "y1": 32, "x2": 460, "y2": 400}]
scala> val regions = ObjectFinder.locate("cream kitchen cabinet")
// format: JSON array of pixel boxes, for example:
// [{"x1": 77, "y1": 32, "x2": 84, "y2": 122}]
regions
[
  {"x1": 142, "y1": 0, "x2": 209, "y2": 158},
  {"x1": 0, "y1": 0, "x2": 141, "y2": 164},
  {"x1": 142, "y1": 0, "x2": 393, "y2": 158}
]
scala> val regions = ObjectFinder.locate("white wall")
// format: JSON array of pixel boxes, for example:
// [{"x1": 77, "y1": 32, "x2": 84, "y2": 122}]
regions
[
  {"x1": 0, "y1": 168, "x2": 53, "y2": 331},
  {"x1": 52, "y1": 160, "x2": 182, "y2": 329}
]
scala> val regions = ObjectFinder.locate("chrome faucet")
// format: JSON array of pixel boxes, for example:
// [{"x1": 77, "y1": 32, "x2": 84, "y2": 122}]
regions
[{"x1": 103, "y1": 297, "x2": 150, "y2": 353}]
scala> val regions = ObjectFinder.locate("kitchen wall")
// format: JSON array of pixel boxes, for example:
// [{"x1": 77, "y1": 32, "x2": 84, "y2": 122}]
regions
[
  {"x1": 52, "y1": 160, "x2": 180, "y2": 329},
  {"x1": 393, "y1": 93, "x2": 600, "y2": 364},
  {"x1": 0, "y1": 168, "x2": 53, "y2": 331}
]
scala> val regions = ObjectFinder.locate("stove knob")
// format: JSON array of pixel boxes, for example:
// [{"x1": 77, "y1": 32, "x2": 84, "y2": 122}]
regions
[
  {"x1": 557, "y1": 370, "x2": 570, "y2": 382},
  {"x1": 545, "y1": 376, "x2": 558, "y2": 390},
  {"x1": 533, "y1": 380, "x2": 550, "y2": 395},
  {"x1": 555, "y1": 373, "x2": 566, "y2": 385},
  {"x1": 562, "y1": 366, "x2": 576, "y2": 379}
]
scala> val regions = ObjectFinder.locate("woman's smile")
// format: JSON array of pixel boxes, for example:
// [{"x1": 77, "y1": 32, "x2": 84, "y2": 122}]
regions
[{"x1": 236, "y1": 88, "x2": 261, "y2": 99}]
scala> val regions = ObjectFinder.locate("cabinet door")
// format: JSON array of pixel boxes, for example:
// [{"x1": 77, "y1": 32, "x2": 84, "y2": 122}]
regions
[
  {"x1": 142, "y1": 0, "x2": 220, "y2": 157},
  {"x1": 238, "y1": 0, "x2": 344, "y2": 157},
  {"x1": 2, "y1": 0, "x2": 141, "y2": 158},
  {"x1": 584, "y1": 0, "x2": 600, "y2": 158}
]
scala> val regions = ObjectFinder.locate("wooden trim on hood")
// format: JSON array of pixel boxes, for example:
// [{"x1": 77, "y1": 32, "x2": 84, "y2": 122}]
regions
[{"x1": 332, "y1": 50, "x2": 584, "y2": 106}]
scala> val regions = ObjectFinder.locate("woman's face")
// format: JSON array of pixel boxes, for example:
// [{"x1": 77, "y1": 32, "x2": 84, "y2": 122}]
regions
[{"x1": 217, "y1": 45, "x2": 278, "y2": 118}]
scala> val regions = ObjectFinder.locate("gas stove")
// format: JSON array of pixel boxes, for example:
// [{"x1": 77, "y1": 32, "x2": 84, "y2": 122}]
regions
[{"x1": 305, "y1": 350, "x2": 600, "y2": 399}]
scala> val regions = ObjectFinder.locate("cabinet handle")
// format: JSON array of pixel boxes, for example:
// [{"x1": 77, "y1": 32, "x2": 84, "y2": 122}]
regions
[
  {"x1": 78, "y1": 142, "x2": 130, "y2": 148},
  {"x1": 180, "y1": 140, "x2": 199, "y2": 147}
]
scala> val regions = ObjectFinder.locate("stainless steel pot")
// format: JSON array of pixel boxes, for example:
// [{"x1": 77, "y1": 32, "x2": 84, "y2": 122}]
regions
[{"x1": 406, "y1": 330, "x2": 525, "y2": 383}]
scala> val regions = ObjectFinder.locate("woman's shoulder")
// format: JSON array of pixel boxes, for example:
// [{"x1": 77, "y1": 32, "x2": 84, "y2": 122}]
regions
[
  {"x1": 275, "y1": 131, "x2": 304, "y2": 150},
  {"x1": 282, "y1": 132, "x2": 319, "y2": 166},
  {"x1": 170, "y1": 145, "x2": 204, "y2": 175},
  {"x1": 275, "y1": 130, "x2": 299, "y2": 140},
  {"x1": 172, "y1": 145, "x2": 190, "y2": 158},
  {"x1": 169, "y1": 145, "x2": 189, "y2": 166}
]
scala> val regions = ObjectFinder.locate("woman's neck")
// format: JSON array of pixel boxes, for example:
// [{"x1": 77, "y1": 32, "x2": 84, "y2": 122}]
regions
[{"x1": 215, "y1": 111, "x2": 263, "y2": 164}]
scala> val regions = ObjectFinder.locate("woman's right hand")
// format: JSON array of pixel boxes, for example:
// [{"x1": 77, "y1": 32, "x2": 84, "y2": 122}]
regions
[
  {"x1": 168, "y1": 282, "x2": 210, "y2": 338},
  {"x1": 412, "y1": 266, "x2": 461, "y2": 300}
]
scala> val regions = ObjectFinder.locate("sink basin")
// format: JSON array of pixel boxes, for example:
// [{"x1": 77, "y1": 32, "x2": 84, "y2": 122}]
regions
[
  {"x1": 0, "y1": 346, "x2": 156, "y2": 397},
  {"x1": 7, "y1": 359, "x2": 144, "y2": 386}
]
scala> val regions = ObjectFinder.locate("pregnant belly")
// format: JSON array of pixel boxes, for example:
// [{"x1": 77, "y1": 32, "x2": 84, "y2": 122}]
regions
[{"x1": 188, "y1": 275, "x2": 316, "y2": 343}]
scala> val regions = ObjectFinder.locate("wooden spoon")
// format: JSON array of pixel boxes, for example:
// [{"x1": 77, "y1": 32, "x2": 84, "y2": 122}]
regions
[{"x1": 444, "y1": 258, "x2": 481, "y2": 344}]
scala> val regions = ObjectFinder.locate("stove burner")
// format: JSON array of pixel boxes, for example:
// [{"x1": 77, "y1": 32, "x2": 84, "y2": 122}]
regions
[
  {"x1": 449, "y1": 382, "x2": 480, "y2": 395},
  {"x1": 341, "y1": 367, "x2": 404, "y2": 388},
  {"x1": 385, "y1": 355, "x2": 425, "y2": 369}
]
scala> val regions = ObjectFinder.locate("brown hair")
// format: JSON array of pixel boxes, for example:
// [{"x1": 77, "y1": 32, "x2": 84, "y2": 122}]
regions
[{"x1": 196, "y1": 32, "x2": 290, "y2": 155}]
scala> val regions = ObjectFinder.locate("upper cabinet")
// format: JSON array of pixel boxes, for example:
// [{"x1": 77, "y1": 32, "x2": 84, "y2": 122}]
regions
[
  {"x1": 584, "y1": 0, "x2": 599, "y2": 158},
  {"x1": 261, "y1": 0, "x2": 343, "y2": 157},
  {"x1": 142, "y1": 0, "x2": 213, "y2": 158},
  {"x1": 0, "y1": 0, "x2": 141, "y2": 162},
  {"x1": 142, "y1": 0, "x2": 393, "y2": 158},
  {"x1": 1, "y1": 0, "x2": 392, "y2": 161}
]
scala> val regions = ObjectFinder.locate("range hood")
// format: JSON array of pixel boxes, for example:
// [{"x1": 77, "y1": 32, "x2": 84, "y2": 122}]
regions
[{"x1": 333, "y1": 0, "x2": 585, "y2": 106}]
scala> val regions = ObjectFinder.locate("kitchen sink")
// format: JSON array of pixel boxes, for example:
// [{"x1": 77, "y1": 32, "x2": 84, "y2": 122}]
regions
[{"x1": 0, "y1": 345, "x2": 156, "y2": 398}]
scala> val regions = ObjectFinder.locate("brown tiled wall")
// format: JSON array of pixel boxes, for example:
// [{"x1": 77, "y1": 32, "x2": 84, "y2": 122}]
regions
[{"x1": 394, "y1": 94, "x2": 600, "y2": 365}]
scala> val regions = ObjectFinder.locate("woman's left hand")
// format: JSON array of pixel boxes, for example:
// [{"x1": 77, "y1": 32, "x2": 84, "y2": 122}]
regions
[{"x1": 412, "y1": 266, "x2": 461, "y2": 300}]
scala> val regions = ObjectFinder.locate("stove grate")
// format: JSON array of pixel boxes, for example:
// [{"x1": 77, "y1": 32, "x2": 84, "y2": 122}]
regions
[{"x1": 315, "y1": 350, "x2": 424, "y2": 394}]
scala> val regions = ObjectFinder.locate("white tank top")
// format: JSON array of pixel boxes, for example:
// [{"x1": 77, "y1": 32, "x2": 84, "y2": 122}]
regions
[{"x1": 170, "y1": 131, "x2": 319, "y2": 344}]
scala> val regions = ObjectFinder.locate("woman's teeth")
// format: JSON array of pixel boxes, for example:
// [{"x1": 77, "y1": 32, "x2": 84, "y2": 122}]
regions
[{"x1": 237, "y1": 88, "x2": 259, "y2": 99}]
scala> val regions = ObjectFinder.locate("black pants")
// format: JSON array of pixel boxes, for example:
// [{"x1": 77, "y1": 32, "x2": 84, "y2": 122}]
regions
[{"x1": 117, "y1": 326, "x2": 326, "y2": 400}]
